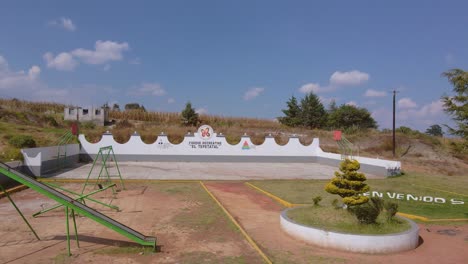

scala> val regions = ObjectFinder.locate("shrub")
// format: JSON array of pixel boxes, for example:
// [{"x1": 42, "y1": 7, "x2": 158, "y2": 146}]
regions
[
  {"x1": 1, "y1": 147, "x2": 23, "y2": 161},
  {"x1": 312, "y1": 196, "x2": 322, "y2": 206},
  {"x1": 42, "y1": 115, "x2": 59, "y2": 127},
  {"x1": 384, "y1": 201, "x2": 399, "y2": 222},
  {"x1": 8, "y1": 135, "x2": 36, "y2": 148},
  {"x1": 350, "y1": 197, "x2": 384, "y2": 224}
]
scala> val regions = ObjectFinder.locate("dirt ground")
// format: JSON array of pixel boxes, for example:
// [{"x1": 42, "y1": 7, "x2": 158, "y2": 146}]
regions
[
  {"x1": 0, "y1": 181, "x2": 467, "y2": 264},
  {"x1": 0, "y1": 182, "x2": 262, "y2": 264}
]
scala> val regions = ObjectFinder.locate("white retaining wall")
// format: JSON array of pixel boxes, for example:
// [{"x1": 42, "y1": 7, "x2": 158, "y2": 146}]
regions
[
  {"x1": 21, "y1": 144, "x2": 80, "y2": 176},
  {"x1": 280, "y1": 208, "x2": 420, "y2": 254},
  {"x1": 78, "y1": 126, "x2": 401, "y2": 177}
]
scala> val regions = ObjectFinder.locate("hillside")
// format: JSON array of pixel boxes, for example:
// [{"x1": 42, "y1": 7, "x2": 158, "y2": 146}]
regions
[{"x1": 0, "y1": 98, "x2": 467, "y2": 176}]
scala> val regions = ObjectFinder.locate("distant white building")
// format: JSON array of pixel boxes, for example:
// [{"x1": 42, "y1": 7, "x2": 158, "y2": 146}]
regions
[{"x1": 64, "y1": 107, "x2": 108, "y2": 126}]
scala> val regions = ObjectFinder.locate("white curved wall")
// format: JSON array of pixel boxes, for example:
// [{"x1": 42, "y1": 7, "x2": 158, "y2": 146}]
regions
[
  {"x1": 77, "y1": 130, "x2": 401, "y2": 176},
  {"x1": 79, "y1": 133, "x2": 318, "y2": 157},
  {"x1": 280, "y1": 208, "x2": 419, "y2": 254}
]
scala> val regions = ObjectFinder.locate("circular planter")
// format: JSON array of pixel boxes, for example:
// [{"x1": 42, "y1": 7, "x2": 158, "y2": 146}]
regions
[{"x1": 280, "y1": 208, "x2": 419, "y2": 254}]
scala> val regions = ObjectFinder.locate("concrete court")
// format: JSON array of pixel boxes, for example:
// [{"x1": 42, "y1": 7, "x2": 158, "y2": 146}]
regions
[{"x1": 46, "y1": 161, "x2": 381, "y2": 180}]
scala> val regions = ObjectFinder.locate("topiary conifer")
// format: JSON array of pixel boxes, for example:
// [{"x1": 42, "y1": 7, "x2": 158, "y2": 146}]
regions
[{"x1": 325, "y1": 159, "x2": 369, "y2": 207}]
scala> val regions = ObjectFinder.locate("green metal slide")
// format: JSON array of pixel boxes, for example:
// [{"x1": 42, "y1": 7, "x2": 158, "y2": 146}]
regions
[{"x1": 0, "y1": 161, "x2": 156, "y2": 250}]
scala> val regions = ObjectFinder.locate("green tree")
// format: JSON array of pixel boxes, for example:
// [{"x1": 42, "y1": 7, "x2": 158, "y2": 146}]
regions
[
  {"x1": 325, "y1": 159, "x2": 370, "y2": 207},
  {"x1": 181, "y1": 101, "x2": 199, "y2": 126},
  {"x1": 112, "y1": 103, "x2": 120, "y2": 111},
  {"x1": 425, "y1": 124, "x2": 444, "y2": 137},
  {"x1": 278, "y1": 96, "x2": 302, "y2": 127},
  {"x1": 441, "y1": 69, "x2": 468, "y2": 140},
  {"x1": 327, "y1": 104, "x2": 377, "y2": 130},
  {"x1": 124, "y1": 103, "x2": 146, "y2": 111},
  {"x1": 328, "y1": 99, "x2": 338, "y2": 113},
  {"x1": 300, "y1": 92, "x2": 327, "y2": 129}
]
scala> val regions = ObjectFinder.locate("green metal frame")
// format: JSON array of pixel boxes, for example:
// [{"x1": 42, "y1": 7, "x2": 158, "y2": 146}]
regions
[
  {"x1": 0, "y1": 185, "x2": 40, "y2": 241},
  {"x1": 81, "y1": 146, "x2": 125, "y2": 195},
  {"x1": 32, "y1": 182, "x2": 119, "y2": 218},
  {"x1": 336, "y1": 135, "x2": 354, "y2": 160},
  {"x1": 52, "y1": 131, "x2": 75, "y2": 172},
  {"x1": 0, "y1": 162, "x2": 156, "y2": 256}
]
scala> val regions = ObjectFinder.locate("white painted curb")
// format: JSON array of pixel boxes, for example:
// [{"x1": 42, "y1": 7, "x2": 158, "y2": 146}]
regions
[{"x1": 280, "y1": 208, "x2": 419, "y2": 254}]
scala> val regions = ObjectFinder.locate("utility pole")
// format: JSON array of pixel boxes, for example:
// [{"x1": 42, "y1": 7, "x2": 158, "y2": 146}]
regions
[{"x1": 392, "y1": 90, "x2": 397, "y2": 158}]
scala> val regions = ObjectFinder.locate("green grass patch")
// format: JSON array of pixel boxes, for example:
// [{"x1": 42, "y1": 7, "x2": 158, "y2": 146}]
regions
[
  {"x1": 150, "y1": 183, "x2": 239, "y2": 233},
  {"x1": 251, "y1": 173, "x2": 468, "y2": 220},
  {"x1": 287, "y1": 206, "x2": 411, "y2": 234}
]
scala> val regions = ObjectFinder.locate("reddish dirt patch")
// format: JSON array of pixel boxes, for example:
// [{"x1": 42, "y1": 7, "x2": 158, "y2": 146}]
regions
[
  {"x1": 207, "y1": 182, "x2": 282, "y2": 211},
  {"x1": 205, "y1": 182, "x2": 468, "y2": 264}
]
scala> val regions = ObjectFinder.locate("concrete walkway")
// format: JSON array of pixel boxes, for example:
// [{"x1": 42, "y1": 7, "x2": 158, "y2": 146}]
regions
[{"x1": 46, "y1": 161, "x2": 381, "y2": 180}]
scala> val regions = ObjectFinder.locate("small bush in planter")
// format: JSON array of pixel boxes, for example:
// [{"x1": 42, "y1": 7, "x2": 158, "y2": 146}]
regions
[
  {"x1": 384, "y1": 201, "x2": 399, "y2": 222},
  {"x1": 350, "y1": 197, "x2": 384, "y2": 224}
]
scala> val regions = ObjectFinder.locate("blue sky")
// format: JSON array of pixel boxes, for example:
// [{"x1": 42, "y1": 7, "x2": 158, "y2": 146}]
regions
[{"x1": 1, "y1": 1, "x2": 467, "y2": 131}]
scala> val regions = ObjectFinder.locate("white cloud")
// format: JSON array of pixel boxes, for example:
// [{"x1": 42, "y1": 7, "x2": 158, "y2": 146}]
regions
[
  {"x1": 330, "y1": 70, "x2": 369, "y2": 86},
  {"x1": 167, "y1": 98, "x2": 175, "y2": 104},
  {"x1": 43, "y1": 52, "x2": 77, "y2": 71},
  {"x1": 372, "y1": 100, "x2": 448, "y2": 131},
  {"x1": 71, "y1": 40, "x2": 129, "y2": 65},
  {"x1": 43, "y1": 40, "x2": 130, "y2": 71},
  {"x1": 132, "y1": 82, "x2": 166, "y2": 96},
  {"x1": 0, "y1": 54, "x2": 74, "y2": 102},
  {"x1": 364, "y1": 89, "x2": 386, "y2": 97},
  {"x1": 61, "y1": 18, "x2": 76, "y2": 31},
  {"x1": 346, "y1": 101, "x2": 358, "y2": 107},
  {"x1": 397, "y1": 100, "x2": 447, "y2": 129},
  {"x1": 0, "y1": 56, "x2": 8, "y2": 72},
  {"x1": 0, "y1": 55, "x2": 41, "y2": 90},
  {"x1": 49, "y1": 17, "x2": 76, "y2": 31},
  {"x1": 0, "y1": 55, "x2": 128, "y2": 105},
  {"x1": 243, "y1": 87, "x2": 265, "y2": 101},
  {"x1": 195, "y1": 107, "x2": 208, "y2": 115},
  {"x1": 28, "y1": 66, "x2": 41, "y2": 79},
  {"x1": 299, "y1": 83, "x2": 321, "y2": 94},
  {"x1": 398, "y1": 97, "x2": 418, "y2": 109}
]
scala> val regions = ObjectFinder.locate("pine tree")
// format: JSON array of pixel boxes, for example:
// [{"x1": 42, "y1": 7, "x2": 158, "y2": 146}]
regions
[
  {"x1": 181, "y1": 101, "x2": 199, "y2": 126},
  {"x1": 300, "y1": 92, "x2": 327, "y2": 129},
  {"x1": 441, "y1": 69, "x2": 468, "y2": 140},
  {"x1": 278, "y1": 96, "x2": 302, "y2": 127},
  {"x1": 325, "y1": 159, "x2": 370, "y2": 207}
]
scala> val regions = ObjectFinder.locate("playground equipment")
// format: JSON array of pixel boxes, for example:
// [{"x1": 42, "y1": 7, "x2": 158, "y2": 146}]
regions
[
  {"x1": 32, "y1": 182, "x2": 119, "y2": 217},
  {"x1": 50, "y1": 131, "x2": 75, "y2": 173},
  {"x1": 0, "y1": 161, "x2": 156, "y2": 255},
  {"x1": 333, "y1": 130, "x2": 356, "y2": 160},
  {"x1": 0, "y1": 184, "x2": 40, "y2": 241},
  {"x1": 81, "y1": 146, "x2": 124, "y2": 195}
]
